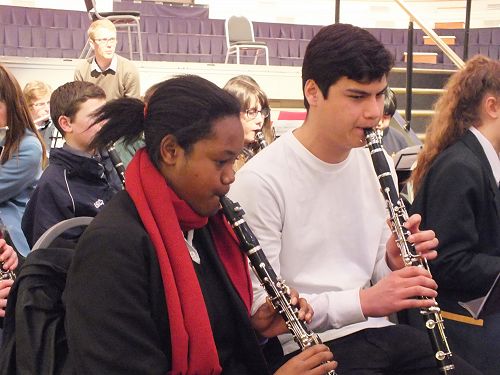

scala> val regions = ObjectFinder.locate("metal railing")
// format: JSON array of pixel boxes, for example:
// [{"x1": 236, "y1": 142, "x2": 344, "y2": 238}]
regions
[
  {"x1": 392, "y1": 0, "x2": 466, "y2": 132},
  {"x1": 393, "y1": 0, "x2": 465, "y2": 69}
]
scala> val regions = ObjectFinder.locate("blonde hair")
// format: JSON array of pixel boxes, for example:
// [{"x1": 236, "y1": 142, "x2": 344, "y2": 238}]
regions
[
  {"x1": 23, "y1": 80, "x2": 52, "y2": 106},
  {"x1": 88, "y1": 19, "x2": 116, "y2": 40},
  {"x1": 411, "y1": 55, "x2": 500, "y2": 193}
]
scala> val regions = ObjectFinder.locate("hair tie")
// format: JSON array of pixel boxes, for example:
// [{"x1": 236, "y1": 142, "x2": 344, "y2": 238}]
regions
[{"x1": 143, "y1": 103, "x2": 148, "y2": 119}]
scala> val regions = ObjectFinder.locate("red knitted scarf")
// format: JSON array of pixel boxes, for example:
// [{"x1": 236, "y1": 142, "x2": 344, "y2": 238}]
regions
[{"x1": 125, "y1": 149, "x2": 252, "y2": 374}]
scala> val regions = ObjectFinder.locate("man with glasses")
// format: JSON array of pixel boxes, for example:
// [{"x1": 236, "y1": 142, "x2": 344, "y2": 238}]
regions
[{"x1": 75, "y1": 19, "x2": 140, "y2": 100}]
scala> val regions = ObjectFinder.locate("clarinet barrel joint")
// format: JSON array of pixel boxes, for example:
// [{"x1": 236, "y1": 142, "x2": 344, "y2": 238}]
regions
[
  {"x1": 255, "y1": 131, "x2": 268, "y2": 150},
  {"x1": 107, "y1": 144, "x2": 126, "y2": 186}
]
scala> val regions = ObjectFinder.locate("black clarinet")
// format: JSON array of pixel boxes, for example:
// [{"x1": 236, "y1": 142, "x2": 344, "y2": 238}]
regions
[
  {"x1": 364, "y1": 128, "x2": 454, "y2": 374},
  {"x1": 255, "y1": 131, "x2": 268, "y2": 150},
  {"x1": 220, "y1": 196, "x2": 336, "y2": 375},
  {"x1": 107, "y1": 144, "x2": 126, "y2": 186}
]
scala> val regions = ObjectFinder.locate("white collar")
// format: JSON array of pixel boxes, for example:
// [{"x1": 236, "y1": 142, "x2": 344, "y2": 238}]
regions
[
  {"x1": 184, "y1": 230, "x2": 200, "y2": 264},
  {"x1": 469, "y1": 126, "x2": 500, "y2": 186},
  {"x1": 91, "y1": 55, "x2": 118, "y2": 73}
]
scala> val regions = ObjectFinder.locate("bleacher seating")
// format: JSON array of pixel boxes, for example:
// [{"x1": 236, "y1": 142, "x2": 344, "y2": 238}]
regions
[{"x1": 0, "y1": 2, "x2": 498, "y2": 68}]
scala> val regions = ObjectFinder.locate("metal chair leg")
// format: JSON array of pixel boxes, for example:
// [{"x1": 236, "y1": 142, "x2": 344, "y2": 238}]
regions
[
  {"x1": 79, "y1": 39, "x2": 91, "y2": 59},
  {"x1": 253, "y1": 50, "x2": 259, "y2": 65},
  {"x1": 127, "y1": 26, "x2": 133, "y2": 60},
  {"x1": 136, "y1": 22, "x2": 143, "y2": 61}
]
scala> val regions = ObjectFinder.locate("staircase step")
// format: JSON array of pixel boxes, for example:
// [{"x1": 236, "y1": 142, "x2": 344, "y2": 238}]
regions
[
  {"x1": 404, "y1": 52, "x2": 438, "y2": 64},
  {"x1": 423, "y1": 35, "x2": 456, "y2": 45},
  {"x1": 434, "y1": 21, "x2": 465, "y2": 29}
]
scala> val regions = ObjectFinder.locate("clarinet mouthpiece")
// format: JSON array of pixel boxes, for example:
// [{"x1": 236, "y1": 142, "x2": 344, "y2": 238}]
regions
[{"x1": 255, "y1": 131, "x2": 268, "y2": 150}]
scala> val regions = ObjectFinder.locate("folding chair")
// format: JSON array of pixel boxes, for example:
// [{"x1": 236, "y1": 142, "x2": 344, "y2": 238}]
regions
[
  {"x1": 224, "y1": 16, "x2": 269, "y2": 65},
  {"x1": 32, "y1": 216, "x2": 94, "y2": 250}
]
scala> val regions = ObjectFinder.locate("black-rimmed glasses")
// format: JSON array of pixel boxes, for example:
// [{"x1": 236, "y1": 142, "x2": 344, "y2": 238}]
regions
[{"x1": 245, "y1": 107, "x2": 270, "y2": 120}]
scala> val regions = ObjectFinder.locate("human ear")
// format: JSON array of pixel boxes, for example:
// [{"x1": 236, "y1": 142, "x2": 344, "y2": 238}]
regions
[
  {"x1": 304, "y1": 79, "x2": 320, "y2": 107},
  {"x1": 159, "y1": 134, "x2": 181, "y2": 166},
  {"x1": 58, "y1": 116, "x2": 72, "y2": 134},
  {"x1": 484, "y1": 95, "x2": 499, "y2": 120}
]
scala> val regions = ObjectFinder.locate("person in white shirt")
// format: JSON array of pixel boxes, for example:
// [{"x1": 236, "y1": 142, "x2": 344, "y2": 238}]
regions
[
  {"x1": 229, "y1": 23, "x2": 481, "y2": 375},
  {"x1": 410, "y1": 55, "x2": 500, "y2": 375}
]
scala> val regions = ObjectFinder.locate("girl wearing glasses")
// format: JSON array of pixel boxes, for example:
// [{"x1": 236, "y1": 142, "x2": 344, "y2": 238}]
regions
[
  {"x1": 0, "y1": 64, "x2": 47, "y2": 256},
  {"x1": 224, "y1": 76, "x2": 274, "y2": 170}
]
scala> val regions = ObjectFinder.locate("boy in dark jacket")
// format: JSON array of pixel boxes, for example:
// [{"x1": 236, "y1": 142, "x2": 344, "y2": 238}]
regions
[{"x1": 21, "y1": 81, "x2": 122, "y2": 248}]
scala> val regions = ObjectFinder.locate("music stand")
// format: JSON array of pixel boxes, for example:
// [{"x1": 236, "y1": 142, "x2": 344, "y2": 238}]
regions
[
  {"x1": 393, "y1": 145, "x2": 422, "y2": 204},
  {"x1": 393, "y1": 144, "x2": 422, "y2": 172}
]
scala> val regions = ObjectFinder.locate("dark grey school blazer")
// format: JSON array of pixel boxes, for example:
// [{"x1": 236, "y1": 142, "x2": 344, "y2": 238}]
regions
[{"x1": 411, "y1": 130, "x2": 500, "y2": 306}]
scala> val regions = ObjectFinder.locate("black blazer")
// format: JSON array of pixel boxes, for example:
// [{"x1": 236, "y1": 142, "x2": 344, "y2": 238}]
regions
[
  {"x1": 64, "y1": 191, "x2": 270, "y2": 374},
  {"x1": 411, "y1": 130, "x2": 500, "y2": 305}
]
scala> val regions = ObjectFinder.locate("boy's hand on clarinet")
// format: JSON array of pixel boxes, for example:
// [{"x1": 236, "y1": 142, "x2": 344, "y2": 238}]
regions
[
  {"x1": 251, "y1": 288, "x2": 313, "y2": 337},
  {"x1": 0, "y1": 238, "x2": 18, "y2": 272},
  {"x1": 360, "y1": 266, "x2": 438, "y2": 317},
  {"x1": 290, "y1": 287, "x2": 314, "y2": 323},
  {"x1": 274, "y1": 344, "x2": 337, "y2": 375},
  {"x1": 385, "y1": 213, "x2": 438, "y2": 270}
]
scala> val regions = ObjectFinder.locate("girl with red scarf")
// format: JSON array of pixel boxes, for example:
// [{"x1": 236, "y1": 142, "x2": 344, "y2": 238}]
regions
[{"x1": 64, "y1": 75, "x2": 336, "y2": 375}]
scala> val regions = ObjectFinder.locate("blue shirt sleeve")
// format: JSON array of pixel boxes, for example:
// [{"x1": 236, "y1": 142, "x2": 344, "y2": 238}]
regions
[{"x1": 0, "y1": 134, "x2": 43, "y2": 203}]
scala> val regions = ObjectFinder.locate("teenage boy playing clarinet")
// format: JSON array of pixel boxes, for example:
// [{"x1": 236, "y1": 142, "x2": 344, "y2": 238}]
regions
[
  {"x1": 21, "y1": 81, "x2": 121, "y2": 248},
  {"x1": 229, "y1": 23, "x2": 481, "y2": 375}
]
